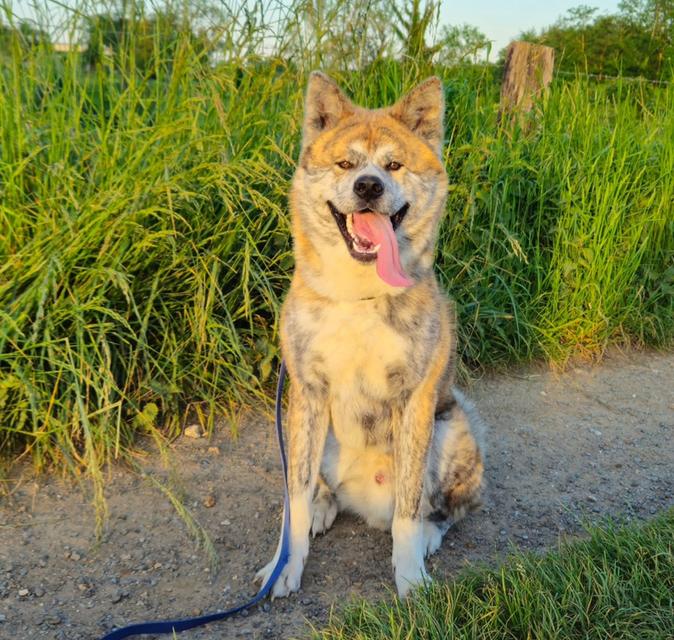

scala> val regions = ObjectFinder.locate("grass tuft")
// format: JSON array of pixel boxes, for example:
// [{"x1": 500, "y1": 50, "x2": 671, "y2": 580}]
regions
[{"x1": 314, "y1": 509, "x2": 674, "y2": 639}]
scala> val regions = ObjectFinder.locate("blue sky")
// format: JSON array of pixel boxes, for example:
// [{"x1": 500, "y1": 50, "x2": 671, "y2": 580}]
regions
[{"x1": 439, "y1": 0, "x2": 621, "y2": 57}]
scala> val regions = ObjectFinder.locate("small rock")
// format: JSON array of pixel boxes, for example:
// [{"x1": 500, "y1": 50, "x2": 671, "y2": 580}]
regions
[
  {"x1": 0, "y1": 614, "x2": 6, "y2": 622},
  {"x1": 34, "y1": 587, "x2": 45, "y2": 598},
  {"x1": 70, "y1": 552, "x2": 81, "y2": 561},
  {"x1": 18, "y1": 588, "x2": 29, "y2": 597},
  {"x1": 220, "y1": 519, "x2": 231, "y2": 526},
  {"x1": 45, "y1": 614, "x2": 62, "y2": 626},
  {"x1": 207, "y1": 446, "x2": 220, "y2": 455},
  {"x1": 184, "y1": 424, "x2": 205, "y2": 439},
  {"x1": 202, "y1": 495, "x2": 216, "y2": 509}
]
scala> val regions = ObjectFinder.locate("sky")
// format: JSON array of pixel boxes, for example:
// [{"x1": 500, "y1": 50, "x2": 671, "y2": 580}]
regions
[
  {"x1": 10, "y1": 0, "x2": 622, "y2": 52},
  {"x1": 439, "y1": 0, "x2": 621, "y2": 57}
]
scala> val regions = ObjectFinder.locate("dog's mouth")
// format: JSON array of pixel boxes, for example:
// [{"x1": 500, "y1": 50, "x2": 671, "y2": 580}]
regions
[{"x1": 327, "y1": 201, "x2": 413, "y2": 288}]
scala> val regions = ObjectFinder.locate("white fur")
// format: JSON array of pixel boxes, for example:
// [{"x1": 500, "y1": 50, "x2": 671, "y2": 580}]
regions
[
  {"x1": 311, "y1": 489, "x2": 338, "y2": 537},
  {"x1": 256, "y1": 495, "x2": 311, "y2": 598},
  {"x1": 423, "y1": 520, "x2": 445, "y2": 557},
  {"x1": 391, "y1": 517, "x2": 428, "y2": 597},
  {"x1": 322, "y1": 433, "x2": 395, "y2": 529}
]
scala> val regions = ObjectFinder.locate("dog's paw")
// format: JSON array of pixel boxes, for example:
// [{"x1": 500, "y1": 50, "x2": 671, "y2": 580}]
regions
[
  {"x1": 423, "y1": 521, "x2": 444, "y2": 558},
  {"x1": 256, "y1": 553, "x2": 306, "y2": 599},
  {"x1": 392, "y1": 518, "x2": 429, "y2": 598},
  {"x1": 311, "y1": 493, "x2": 338, "y2": 537},
  {"x1": 393, "y1": 552, "x2": 429, "y2": 598}
]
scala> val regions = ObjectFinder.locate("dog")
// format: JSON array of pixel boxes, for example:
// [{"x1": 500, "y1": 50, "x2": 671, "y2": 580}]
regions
[{"x1": 256, "y1": 72, "x2": 485, "y2": 598}]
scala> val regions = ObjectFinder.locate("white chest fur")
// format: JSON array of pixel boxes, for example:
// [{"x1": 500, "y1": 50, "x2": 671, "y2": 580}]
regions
[
  {"x1": 302, "y1": 300, "x2": 409, "y2": 449},
  {"x1": 312, "y1": 301, "x2": 407, "y2": 399}
]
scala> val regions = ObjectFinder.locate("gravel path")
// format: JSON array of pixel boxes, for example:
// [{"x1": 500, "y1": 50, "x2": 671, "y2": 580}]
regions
[{"x1": 1, "y1": 349, "x2": 673, "y2": 639}]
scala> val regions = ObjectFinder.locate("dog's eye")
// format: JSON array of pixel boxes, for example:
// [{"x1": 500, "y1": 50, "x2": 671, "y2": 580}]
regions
[
  {"x1": 336, "y1": 160, "x2": 353, "y2": 170},
  {"x1": 386, "y1": 161, "x2": 402, "y2": 171}
]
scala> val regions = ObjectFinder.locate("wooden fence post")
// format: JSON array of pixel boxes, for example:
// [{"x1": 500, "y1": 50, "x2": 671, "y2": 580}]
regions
[{"x1": 499, "y1": 41, "x2": 555, "y2": 128}]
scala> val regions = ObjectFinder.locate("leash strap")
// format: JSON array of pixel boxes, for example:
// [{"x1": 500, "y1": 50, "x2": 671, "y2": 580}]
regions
[{"x1": 101, "y1": 362, "x2": 291, "y2": 639}]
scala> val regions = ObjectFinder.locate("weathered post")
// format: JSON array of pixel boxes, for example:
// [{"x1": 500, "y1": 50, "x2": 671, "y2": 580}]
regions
[{"x1": 499, "y1": 41, "x2": 555, "y2": 128}]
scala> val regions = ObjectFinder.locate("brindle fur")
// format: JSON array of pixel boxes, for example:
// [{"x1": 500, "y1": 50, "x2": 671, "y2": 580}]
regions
[{"x1": 256, "y1": 72, "x2": 485, "y2": 599}]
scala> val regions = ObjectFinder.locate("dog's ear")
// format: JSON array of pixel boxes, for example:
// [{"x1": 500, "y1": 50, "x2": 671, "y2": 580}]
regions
[
  {"x1": 302, "y1": 72, "x2": 354, "y2": 149},
  {"x1": 389, "y1": 77, "x2": 444, "y2": 154}
]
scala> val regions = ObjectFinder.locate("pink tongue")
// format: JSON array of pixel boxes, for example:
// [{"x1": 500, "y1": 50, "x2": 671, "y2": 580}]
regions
[{"x1": 352, "y1": 213, "x2": 414, "y2": 287}]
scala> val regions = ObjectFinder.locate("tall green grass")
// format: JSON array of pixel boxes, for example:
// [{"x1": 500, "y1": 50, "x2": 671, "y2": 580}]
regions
[{"x1": 1, "y1": 1, "x2": 673, "y2": 482}]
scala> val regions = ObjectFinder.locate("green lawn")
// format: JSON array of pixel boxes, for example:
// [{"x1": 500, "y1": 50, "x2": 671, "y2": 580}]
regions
[{"x1": 314, "y1": 510, "x2": 674, "y2": 639}]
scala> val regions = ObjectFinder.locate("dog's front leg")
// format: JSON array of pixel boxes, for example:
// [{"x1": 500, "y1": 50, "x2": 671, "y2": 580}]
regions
[
  {"x1": 391, "y1": 386, "x2": 436, "y2": 598},
  {"x1": 256, "y1": 382, "x2": 329, "y2": 598}
]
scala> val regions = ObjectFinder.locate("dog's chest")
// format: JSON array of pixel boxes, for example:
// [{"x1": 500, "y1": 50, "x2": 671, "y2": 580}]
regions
[
  {"x1": 310, "y1": 302, "x2": 408, "y2": 398},
  {"x1": 303, "y1": 302, "x2": 412, "y2": 448}
]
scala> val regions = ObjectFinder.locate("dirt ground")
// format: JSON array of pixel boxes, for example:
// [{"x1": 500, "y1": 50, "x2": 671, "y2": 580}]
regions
[{"x1": 1, "y1": 349, "x2": 673, "y2": 640}]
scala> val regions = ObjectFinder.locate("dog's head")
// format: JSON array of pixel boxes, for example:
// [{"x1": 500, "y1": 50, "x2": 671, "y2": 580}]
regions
[{"x1": 290, "y1": 72, "x2": 447, "y2": 301}]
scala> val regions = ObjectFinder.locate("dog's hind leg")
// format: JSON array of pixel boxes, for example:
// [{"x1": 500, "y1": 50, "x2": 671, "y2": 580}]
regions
[
  {"x1": 424, "y1": 390, "x2": 485, "y2": 535},
  {"x1": 311, "y1": 475, "x2": 338, "y2": 537}
]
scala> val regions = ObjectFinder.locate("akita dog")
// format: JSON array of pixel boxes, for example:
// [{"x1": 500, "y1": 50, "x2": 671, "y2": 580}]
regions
[{"x1": 256, "y1": 72, "x2": 485, "y2": 598}]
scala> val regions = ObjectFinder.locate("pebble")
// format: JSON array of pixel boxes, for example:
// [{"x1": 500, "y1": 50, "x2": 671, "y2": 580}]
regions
[
  {"x1": 202, "y1": 494, "x2": 216, "y2": 508},
  {"x1": 207, "y1": 446, "x2": 220, "y2": 455},
  {"x1": 111, "y1": 590, "x2": 129, "y2": 604},
  {"x1": 184, "y1": 424, "x2": 205, "y2": 439},
  {"x1": 34, "y1": 587, "x2": 45, "y2": 598},
  {"x1": 0, "y1": 614, "x2": 6, "y2": 622},
  {"x1": 18, "y1": 588, "x2": 29, "y2": 597}
]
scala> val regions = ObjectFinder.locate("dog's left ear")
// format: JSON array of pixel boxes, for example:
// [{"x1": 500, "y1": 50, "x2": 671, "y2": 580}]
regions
[
  {"x1": 389, "y1": 77, "x2": 444, "y2": 155},
  {"x1": 302, "y1": 71, "x2": 354, "y2": 150}
]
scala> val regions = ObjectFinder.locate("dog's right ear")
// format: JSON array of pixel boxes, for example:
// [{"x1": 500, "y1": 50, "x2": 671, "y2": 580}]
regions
[{"x1": 302, "y1": 72, "x2": 354, "y2": 150}]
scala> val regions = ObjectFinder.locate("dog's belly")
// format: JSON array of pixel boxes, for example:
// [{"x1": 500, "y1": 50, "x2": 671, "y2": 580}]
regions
[{"x1": 322, "y1": 431, "x2": 395, "y2": 529}]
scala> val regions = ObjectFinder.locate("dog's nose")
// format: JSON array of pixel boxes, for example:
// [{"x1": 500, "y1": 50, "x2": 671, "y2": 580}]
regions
[{"x1": 353, "y1": 175, "x2": 384, "y2": 201}]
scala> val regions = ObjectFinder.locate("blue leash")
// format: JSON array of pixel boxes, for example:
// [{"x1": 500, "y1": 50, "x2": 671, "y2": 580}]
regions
[{"x1": 101, "y1": 362, "x2": 291, "y2": 639}]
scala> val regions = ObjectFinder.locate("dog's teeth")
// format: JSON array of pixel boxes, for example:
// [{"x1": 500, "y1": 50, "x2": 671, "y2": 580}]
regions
[{"x1": 346, "y1": 214, "x2": 355, "y2": 237}]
